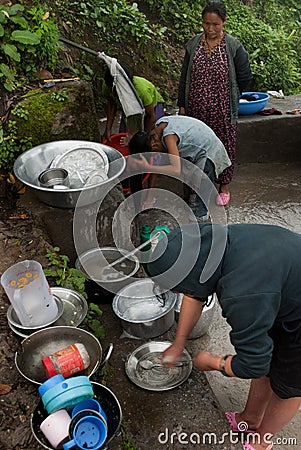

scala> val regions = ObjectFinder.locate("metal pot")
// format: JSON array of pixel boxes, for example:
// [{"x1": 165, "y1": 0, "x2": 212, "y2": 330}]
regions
[
  {"x1": 112, "y1": 279, "x2": 177, "y2": 339},
  {"x1": 31, "y1": 381, "x2": 122, "y2": 450},
  {"x1": 175, "y1": 294, "x2": 215, "y2": 339},
  {"x1": 75, "y1": 247, "x2": 140, "y2": 303},
  {"x1": 13, "y1": 140, "x2": 125, "y2": 208}
]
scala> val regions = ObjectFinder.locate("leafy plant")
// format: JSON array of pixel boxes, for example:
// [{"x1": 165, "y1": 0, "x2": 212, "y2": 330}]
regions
[
  {"x1": 0, "y1": 120, "x2": 32, "y2": 171},
  {"x1": 44, "y1": 246, "x2": 88, "y2": 298},
  {"x1": 226, "y1": 1, "x2": 301, "y2": 93},
  {"x1": 0, "y1": 3, "x2": 60, "y2": 91},
  {"x1": 82, "y1": 302, "x2": 105, "y2": 340},
  {"x1": 120, "y1": 423, "x2": 139, "y2": 450},
  {"x1": 44, "y1": 247, "x2": 105, "y2": 340},
  {"x1": 10, "y1": 103, "x2": 29, "y2": 120},
  {"x1": 50, "y1": 88, "x2": 69, "y2": 102}
]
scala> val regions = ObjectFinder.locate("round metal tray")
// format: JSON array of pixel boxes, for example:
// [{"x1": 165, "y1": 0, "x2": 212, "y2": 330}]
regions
[
  {"x1": 51, "y1": 144, "x2": 109, "y2": 188},
  {"x1": 125, "y1": 341, "x2": 193, "y2": 391},
  {"x1": 8, "y1": 287, "x2": 88, "y2": 338}
]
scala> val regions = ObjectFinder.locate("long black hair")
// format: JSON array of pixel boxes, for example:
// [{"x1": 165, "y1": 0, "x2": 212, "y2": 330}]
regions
[
  {"x1": 128, "y1": 131, "x2": 152, "y2": 155},
  {"x1": 104, "y1": 63, "x2": 134, "y2": 88},
  {"x1": 202, "y1": 1, "x2": 227, "y2": 21}
]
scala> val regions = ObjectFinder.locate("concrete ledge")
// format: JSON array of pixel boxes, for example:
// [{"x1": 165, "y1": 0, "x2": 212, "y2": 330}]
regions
[{"x1": 237, "y1": 94, "x2": 301, "y2": 163}]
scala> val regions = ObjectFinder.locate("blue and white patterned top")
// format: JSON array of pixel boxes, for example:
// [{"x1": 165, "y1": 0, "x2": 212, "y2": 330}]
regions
[{"x1": 156, "y1": 115, "x2": 231, "y2": 176}]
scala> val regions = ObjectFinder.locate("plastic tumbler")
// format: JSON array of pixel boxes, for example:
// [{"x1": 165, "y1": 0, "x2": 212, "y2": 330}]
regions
[
  {"x1": 40, "y1": 409, "x2": 71, "y2": 449},
  {"x1": 1, "y1": 260, "x2": 58, "y2": 327}
]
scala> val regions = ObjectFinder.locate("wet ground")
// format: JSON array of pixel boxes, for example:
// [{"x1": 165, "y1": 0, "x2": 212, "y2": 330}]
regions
[{"x1": 0, "y1": 161, "x2": 300, "y2": 450}]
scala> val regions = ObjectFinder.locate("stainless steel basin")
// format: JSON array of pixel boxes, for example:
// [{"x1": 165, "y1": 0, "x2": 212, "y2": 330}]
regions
[{"x1": 13, "y1": 140, "x2": 125, "y2": 208}]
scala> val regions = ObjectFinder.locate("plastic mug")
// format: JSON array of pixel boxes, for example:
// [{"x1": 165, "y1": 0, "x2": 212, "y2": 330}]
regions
[
  {"x1": 63, "y1": 416, "x2": 107, "y2": 450},
  {"x1": 40, "y1": 409, "x2": 72, "y2": 449},
  {"x1": 71, "y1": 399, "x2": 107, "y2": 424},
  {"x1": 0, "y1": 260, "x2": 58, "y2": 327}
]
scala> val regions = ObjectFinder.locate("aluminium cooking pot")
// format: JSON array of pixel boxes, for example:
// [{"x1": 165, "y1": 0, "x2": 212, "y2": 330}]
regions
[{"x1": 112, "y1": 279, "x2": 177, "y2": 339}]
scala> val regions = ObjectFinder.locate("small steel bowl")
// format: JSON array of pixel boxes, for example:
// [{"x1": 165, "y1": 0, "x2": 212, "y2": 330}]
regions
[
  {"x1": 125, "y1": 341, "x2": 193, "y2": 391},
  {"x1": 15, "y1": 326, "x2": 103, "y2": 385},
  {"x1": 38, "y1": 168, "x2": 69, "y2": 188}
]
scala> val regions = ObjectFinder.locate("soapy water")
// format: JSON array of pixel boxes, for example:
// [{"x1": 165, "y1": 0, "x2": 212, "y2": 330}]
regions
[
  {"x1": 119, "y1": 298, "x2": 168, "y2": 321},
  {"x1": 81, "y1": 260, "x2": 131, "y2": 281}
]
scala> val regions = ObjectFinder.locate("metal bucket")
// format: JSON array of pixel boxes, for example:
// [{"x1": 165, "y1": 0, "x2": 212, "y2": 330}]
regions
[
  {"x1": 30, "y1": 381, "x2": 122, "y2": 450},
  {"x1": 112, "y1": 279, "x2": 177, "y2": 339},
  {"x1": 175, "y1": 294, "x2": 215, "y2": 339}
]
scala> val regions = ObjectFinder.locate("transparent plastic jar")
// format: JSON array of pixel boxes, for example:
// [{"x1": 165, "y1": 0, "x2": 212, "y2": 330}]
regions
[{"x1": 42, "y1": 343, "x2": 90, "y2": 378}]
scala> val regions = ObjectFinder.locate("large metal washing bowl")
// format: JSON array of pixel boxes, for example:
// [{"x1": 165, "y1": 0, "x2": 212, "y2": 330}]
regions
[{"x1": 13, "y1": 140, "x2": 126, "y2": 208}]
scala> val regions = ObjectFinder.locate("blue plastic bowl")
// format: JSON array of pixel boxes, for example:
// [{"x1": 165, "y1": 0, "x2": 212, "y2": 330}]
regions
[
  {"x1": 41, "y1": 375, "x2": 94, "y2": 414},
  {"x1": 238, "y1": 92, "x2": 270, "y2": 115}
]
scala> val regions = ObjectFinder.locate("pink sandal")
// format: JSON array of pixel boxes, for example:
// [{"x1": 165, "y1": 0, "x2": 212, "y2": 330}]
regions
[
  {"x1": 216, "y1": 192, "x2": 230, "y2": 206},
  {"x1": 243, "y1": 441, "x2": 273, "y2": 450},
  {"x1": 225, "y1": 412, "x2": 255, "y2": 434}
]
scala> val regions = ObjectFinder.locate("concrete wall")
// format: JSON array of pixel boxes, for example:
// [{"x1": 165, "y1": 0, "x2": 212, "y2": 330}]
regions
[{"x1": 236, "y1": 94, "x2": 301, "y2": 164}]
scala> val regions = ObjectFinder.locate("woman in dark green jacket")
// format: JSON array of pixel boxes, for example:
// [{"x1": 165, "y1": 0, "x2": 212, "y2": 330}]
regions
[{"x1": 147, "y1": 223, "x2": 301, "y2": 450}]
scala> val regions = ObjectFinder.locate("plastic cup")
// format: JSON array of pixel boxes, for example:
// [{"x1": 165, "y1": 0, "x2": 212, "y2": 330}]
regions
[
  {"x1": 63, "y1": 416, "x2": 107, "y2": 450},
  {"x1": 71, "y1": 399, "x2": 107, "y2": 422},
  {"x1": 40, "y1": 409, "x2": 71, "y2": 449},
  {"x1": 1, "y1": 260, "x2": 58, "y2": 327}
]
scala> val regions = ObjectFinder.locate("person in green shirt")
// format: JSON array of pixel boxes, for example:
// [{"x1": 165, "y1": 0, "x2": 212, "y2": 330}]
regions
[
  {"x1": 102, "y1": 66, "x2": 164, "y2": 143},
  {"x1": 102, "y1": 65, "x2": 164, "y2": 207}
]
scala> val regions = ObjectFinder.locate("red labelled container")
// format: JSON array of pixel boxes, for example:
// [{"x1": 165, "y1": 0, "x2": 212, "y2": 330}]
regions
[{"x1": 42, "y1": 343, "x2": 90, "y2": 378}]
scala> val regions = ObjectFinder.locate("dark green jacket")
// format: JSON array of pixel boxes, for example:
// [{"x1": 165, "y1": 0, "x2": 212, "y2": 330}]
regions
[
  {"x1": 147, "y1": 223, "x2": 301, "y2": 379},
  {"x1": 177, "y1": 33, "x2": 253, "y2": 124}
]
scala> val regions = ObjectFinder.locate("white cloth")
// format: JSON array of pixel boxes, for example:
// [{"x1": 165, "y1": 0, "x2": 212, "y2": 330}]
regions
[{"x1": 98, "y1": 52, "x2": 145, "y2": 120}]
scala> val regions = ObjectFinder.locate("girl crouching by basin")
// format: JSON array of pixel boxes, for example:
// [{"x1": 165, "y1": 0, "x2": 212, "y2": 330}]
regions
[
  {"x1": 128, "y1": 115, "x2": 231, "y2": 221},
  {"x1": 146, "y1": 222, "x2": 301, "y2": 450}
]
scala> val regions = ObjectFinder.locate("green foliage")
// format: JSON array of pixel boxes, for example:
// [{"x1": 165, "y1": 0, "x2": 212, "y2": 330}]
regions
[
  {"x1": 44, "y1": 246, "x2": 106, "y2": 341},
  {"x1": 82, "y1": 302, "x2": 105, "y2": 341},
  {"x1": 146, "y1": 0, "x2": 206, "y2": 44},
  {"x1": 120, "y1": 423, "x2": 139, "y2": 450},
  {"x1": 0, "y1": 3, "x2": 60, "y2": 91},
  {"x1": 44, "y1": 246, "x2": 88, "y2": 298},
  {"x1": 52, "y1": 0, "x2": 152, "y2": 47},
  {"x1": 11, "y1": 103, "x2": 29, "y2": 120},
  {"x1": 50, "y1": 88, "x2": 69, "y2": 102},
  {"x1": 0, "y1": 120, "x2": 32, "y2": 171},
  {"x1": 226, "y1": 1, "x2": 301, "y2": 93}
]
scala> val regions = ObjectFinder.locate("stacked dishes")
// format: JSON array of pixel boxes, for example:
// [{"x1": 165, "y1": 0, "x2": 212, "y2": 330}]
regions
[{"x1": 7, "y1": 287, "x2": 88, "y2": 339}]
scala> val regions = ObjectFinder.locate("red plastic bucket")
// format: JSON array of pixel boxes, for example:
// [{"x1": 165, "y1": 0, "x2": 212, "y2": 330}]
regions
[{"x1": 103, "y1": 133, "x2": 152, "y2": 193}]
